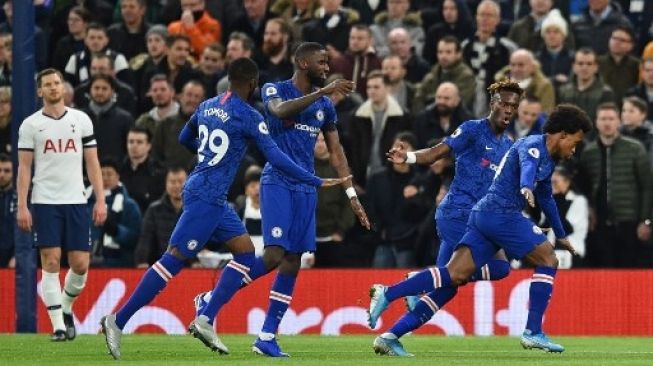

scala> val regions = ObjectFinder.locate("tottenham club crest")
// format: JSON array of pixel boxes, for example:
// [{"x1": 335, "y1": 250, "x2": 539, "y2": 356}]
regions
[
  {"x1": 187, "y1": 240, "x2": 198, "y2": 251},
  {"x1": 272, "y1": 227, "x2": 283, "y2": 238},
  {"x1": 316, "y1": 109, "x2": 324, "y2": 121}
]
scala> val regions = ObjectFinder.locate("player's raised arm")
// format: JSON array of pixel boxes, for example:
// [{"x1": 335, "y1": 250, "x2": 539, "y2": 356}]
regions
[{"x1": 262, "y1": 79, "x2": 354, "y2": 120}]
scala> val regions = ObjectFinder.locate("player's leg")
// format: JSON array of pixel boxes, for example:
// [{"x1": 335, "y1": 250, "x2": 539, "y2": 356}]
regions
[
  {"x1": 61, "y1": 204, "x2": 92, "y2": 341},
  {"x1": 33, "y1": 204, "x2": 67, "y2": 341}
]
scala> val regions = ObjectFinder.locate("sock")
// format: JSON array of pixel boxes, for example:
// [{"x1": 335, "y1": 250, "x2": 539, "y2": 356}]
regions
[
  {"x1": 201, "y1": 253, "x2": 255, "y2": 324},
  {"x1": 385, "y1": 267, "x2": 452, "y2": 302},
  {"x1": 260, "y1": 272, "x2": 296, "y2": 335},
  {"x1": 469, "y1": 259, "x2": 511, "y2": 282},
  {"x1": 115, "y1": 253, "x2": 183, "y2": 329},
  {"x1": 525, "y1": 267, "x2": 556, "y2": 334},
  {"x1": 388, "y1": 287, "x2": 458, "y2": 338},
  {"x1": 242, "y1": 256, "x2": 268, "y2": 286},
  {"x1": 61, "y1": 269, "x2": 87, "y2": 314},
  {"x1": 42, "y1": 270, "x2": 66, "y2": 332}
]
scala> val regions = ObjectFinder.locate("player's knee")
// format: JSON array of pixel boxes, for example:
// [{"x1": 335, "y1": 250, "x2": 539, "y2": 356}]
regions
[
  {"x1": 546, "y1": 254, "x2": 559, "y2": 269},
  {"x1": 42, "y1": 259, "x2": 60, "y2": 272},
  {"x1": 279, "y1": 253, "x2": 301, "y2": 275},
  {"x1": 262, "y1": 246, "x2": 285, "y2": 269},
  {"x1": 449, "y1": 270, "x2": 469, "y2": 287}
]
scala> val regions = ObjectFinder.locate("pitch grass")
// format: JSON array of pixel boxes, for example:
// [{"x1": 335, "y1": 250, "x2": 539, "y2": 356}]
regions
[{"x1": 0, "y1": 334, "x2": 652, "y2": 365}]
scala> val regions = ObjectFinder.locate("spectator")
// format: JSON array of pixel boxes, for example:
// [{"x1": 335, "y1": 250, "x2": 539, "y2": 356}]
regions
[
  {"x1": 270, "y1": 0, "x2": 318, "y2": 41},
  {"x1": 571, "y1": 0, "x2": 631, "y2": 56},
  {"x1": 64, "y1": 23, "x2": 131, "y2": 87},
  {"x1": 134, "y1": 167, "x2": 186, "y2": 267},
  {"x1": 414, "y1": 35, "x2": 476, "y2": 112},
  {"x1": 535, "y1": 9, "x2": 575, "y2": 90},
  {"x1": 0, "y1": 1, "x2": 47, "y2": 70},
  {"x1": 366, "y1": 132, "x2": 422, "y2": 268},
  {"x1": 349, "y1": 71, "x2": 411, "y2": 189},
  {"x1": 133, "y1": 25, "x2": 169, "y2": 111},
  {"x1": 88, "y1": 158, "x2": 142, "y2": 268},
  {"x1": 620, "y1": 96, "x2": 653, "y2": 164},
  {"x1": 625, "y1": 58, "x2": 653, "y2": 121},
  {"x1": 168, "y1": 0, "x2": 221, "y2": 59},
  {"x1": 347, "y1": 0, "x2": 386, "y2": 25},
  {"x1": 83, "y1": 74, "x2": 135, "y2": 162},
  {"x1": 329, "y1": 24, "x2": 382, "y2": 98},
  {"x1": 508, "y1": 0, "x2": 574, "y2": 51},
  {"x1": 313, "y1": 132, "x2": 356, "y2": 267},
  {"x1": 387, "y1": 27, "x2": 430, "y2": 84},
  {"x1": 63, "y1": 81, "x2": 75, "y2": 107},
  {"x1": 578, "y1": 102, "x2": 652, "y2": 268},
  {"x1": 495, "y1": 48, "x2": 555, "y2": 113},
  {"x1": 0, "y1": 153, "x2": 14, "y2": 268},
  {"x1": 0, "y1": 87, "x2": 10, "y2": 154},
  {"x1": 119, "y1": 126, "x2": 166, "y2": 214},
  {"x1": 461, "y1": 0, "x2": 517, "y2": 117},
  {"x1": 545, "y1": 166, "x2": 589, "y2": 268},
  {"x1": 558, "y1": 48, "x2": 615, "y2": 123},
  {"x1": 422, "y1": 0, "x2": 473, "y2": 65},
  {"x1": 196, "y1": 43, "x2": 226, "y2": 98},
  {"x1": 506, "y1": 96, "x2": 546, "y2": 139},
  {"x1": 598, "y1": 25, "x2": 640, "y2": 104},
  {"x1": 52, "y1": 6, "x2": 91, "y2": 73},
  {"x1": 259, "y1": 18, "x2": 294, "y2": 85},
  {"x1": 370, "y1": 0, "x2": 425, "y2": 58},
  {"x1": 216, "y1": 32, "x2": 255, "y2": 94},
  {"x1": 0, "y1": 34, "x2": 11, "y2": 87},
  {"x1": 234, "y1": 165, "x2": 264, "y2": 256},
  {"x1": 302, "y1": 0, "x2": 360, "y2": 58},
  {"x1": 226, "y1": 0, "x2": 272, "y2": 48},
  {"x1": 73, "y1": 54, "x2": 138, "y2": 115},
  {"x1": 413, "y1": 82, "x2": 472, "y2": 149},
  {"x1": 152, "y1": 80, "x2": 205, "y2": 169},
  {"x1": 108, "y1": 0, "x2": 151, "y2": 62},
  {"x1": 136, "y1": 75, "x2": 180, "y2": 136},
  {"x1": 142, "y1": 34, "x2": 202, "y2": 94},
  {"x1": 382, "y1": 55, "x2": 415, "y2": 114},
  {"x1": 325, "y1": 75, "x2": 363, "y2": 154}
]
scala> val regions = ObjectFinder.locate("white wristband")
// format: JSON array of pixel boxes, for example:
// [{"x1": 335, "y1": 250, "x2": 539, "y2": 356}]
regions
[
  {"x1": 405, "y1": 151, "x2": 417, "y2": 164},
  {"x1": 345, "y1": 187, "x2": 357, "y2": 199}
]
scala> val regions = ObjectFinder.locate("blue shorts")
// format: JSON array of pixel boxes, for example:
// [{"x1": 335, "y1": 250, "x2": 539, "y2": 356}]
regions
[
  {"x1": 435, "y1": 213, "x2": 468, "y2": 267},
  {"x1": 459, "y1": 210, "x2": 548, "y2": 267},
  {"x1": 32, "y1": 204, "x2": 91, "y2": 251},
  {"x1": 260, "y1": 183, "x2": 317, "y2": 254},
  {"x1": 169, "y1": 195, "x2": 247, "y2": 259}
]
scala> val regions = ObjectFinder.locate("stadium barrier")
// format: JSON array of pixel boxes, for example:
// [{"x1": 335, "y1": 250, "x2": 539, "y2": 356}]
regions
[{"x1": 1, "y1": 269, "x2": 652, "y2": 335}]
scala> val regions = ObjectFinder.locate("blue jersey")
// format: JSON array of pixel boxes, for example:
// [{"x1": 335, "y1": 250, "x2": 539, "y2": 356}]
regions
[
  {"x1": 438, "y1": 119, "x2": 513, "y2": 218},
  {"x1": 260, "y1": 80, "x2": 338, "y2": 192},
  {"x1": 180, "y1": 91, "x2": 321, "y2": 205},
  {"x1": 474, "y1": 134, "x2": 566, "y2": 238}
]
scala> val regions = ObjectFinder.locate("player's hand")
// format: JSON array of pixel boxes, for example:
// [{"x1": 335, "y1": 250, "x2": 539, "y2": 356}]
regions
[
  {"x1": 520, "y1": 187, "x2": 535, "y2": 208},
  {"x1": 320, "y1": 79, "x2": 355, "y2": 96},
  {"x1": 93, "y1": 201, "x2": 107, "y2": 226},
  {"x1": 557, "y1": 237, "x2": 577, "y2": 256},
  {"x1": 386, "y1": 142, "x2": 408, "y2": 164},
  {"x1": 321, "y1": 175, "x2": 352, "y2": 187},
  {"x1": 637, "y1": 222, "x2": 651, "y2": 241},
  {"x1": 350, "y1": 196, "x2": 371, "y2": 230},
  {"x1": 17, "y1": 206, "x2": 32, "y2": 232}
]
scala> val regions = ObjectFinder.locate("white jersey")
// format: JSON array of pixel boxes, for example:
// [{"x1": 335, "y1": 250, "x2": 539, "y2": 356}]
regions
[{"x1": 18, "y1": 107, "x2": 96, "y2": 204}]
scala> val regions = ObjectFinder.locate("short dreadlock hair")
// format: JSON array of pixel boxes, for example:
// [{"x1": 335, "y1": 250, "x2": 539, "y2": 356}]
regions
[{"x1": 487, "y1": 79, "x2": 524, "y2": 102}]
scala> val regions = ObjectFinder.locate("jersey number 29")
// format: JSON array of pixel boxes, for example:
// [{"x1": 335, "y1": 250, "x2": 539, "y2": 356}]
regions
[{"x1": 197, "y1": 125, "x2": 229, "y2": 166}]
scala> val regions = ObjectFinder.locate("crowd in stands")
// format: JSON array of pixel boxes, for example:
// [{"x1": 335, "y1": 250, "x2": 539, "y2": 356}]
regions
[{"x1": 1, "y1": 0, "x2": 653, "y2": 269}]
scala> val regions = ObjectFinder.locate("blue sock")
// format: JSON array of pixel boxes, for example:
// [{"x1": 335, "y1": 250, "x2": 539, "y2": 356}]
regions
[
  {"x1": 385, "y1": 267, "x2": 452, "y2": 302},
  {"x1": 201, "y1": 253, "x2": 255, "y2": 324},
  {"x1": 525, "y1": 267, "x2": 556, "y2": 334},
  {"x1": 388, "y1": 287, "x2": 458, "y2": 338},
  {"x1": 242, "y1": 256, "x2": 268, "y2": 286},
  {"x1": 115, "y1": 253, "x2": 183, "y2": 329},
  {"x1": 261, "y1": 272, "x2": 296, "y2": 335},
  {"x1": 470, "y1": 259, "x2": 510, "y2": 282}
]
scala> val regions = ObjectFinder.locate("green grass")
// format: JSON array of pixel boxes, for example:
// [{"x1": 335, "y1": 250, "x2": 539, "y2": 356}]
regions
[{"x1": 0, "y1": 334, "x2": 652, "y2": 365}]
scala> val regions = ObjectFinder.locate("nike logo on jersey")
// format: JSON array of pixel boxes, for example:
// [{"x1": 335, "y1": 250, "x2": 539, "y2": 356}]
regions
[{"x1": 485, "y1": 146, "x2": 493, "y2": 150}]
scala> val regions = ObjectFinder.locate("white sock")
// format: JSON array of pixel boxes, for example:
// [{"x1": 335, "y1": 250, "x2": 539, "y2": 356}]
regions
[
  {"x1": 42, "y1": 270, "x2": 65, "y2": 332},
  {"x1": 258, "y1": 332, "x2": 275, "y2": 341},
  {"x1": 202, "y1": 292, "x2": 212, "y2": 303},
  {"x1": 61, "y1": 269, "x2": 87, "y2": 314}
]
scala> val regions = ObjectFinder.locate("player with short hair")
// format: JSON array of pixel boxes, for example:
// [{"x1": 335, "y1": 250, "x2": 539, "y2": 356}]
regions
[
  {"x1": 377, "y1": 80, "x2": 523, "y2": 355},
  {"x1": 193, "y1": 42, "x2": 370, "y2": 357},
  {"x1": 369, "y1": 104, "x2": 592, "y2": 355},
  {"x1": 100, "y1": 57, "x2": 348, "y2": 360},
  {"x1": 17, "y1": 68, "x2": 107, "y2": 341}
]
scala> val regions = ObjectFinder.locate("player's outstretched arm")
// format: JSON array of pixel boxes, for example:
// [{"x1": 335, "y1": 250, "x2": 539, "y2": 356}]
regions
[
  {"x1": 324, "y1": 129, "x2": 371, "y2": 230},
  {"x1": 386, "y1": 142, "x2": 452, "y2": 165},
  {"x1": 16, "y1": 150, "x2": 33, "y2": 232},
  {"x1": 84, "y1": 147, "x2": 107, "y2": 226},
  {"x1": 178, "y1": 122, "x2": 199, "y2": 152},
  {"x1": 266, "y1": 79, "x2": 354, "y2": 119}
]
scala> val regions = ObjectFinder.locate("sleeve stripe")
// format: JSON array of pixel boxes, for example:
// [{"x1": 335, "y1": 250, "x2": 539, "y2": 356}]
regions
[
  {"x1": 82, "y1": 144, "x2": 97, "y2": 149},
  {"x1": 18, "y1": 148, "x2": 34, "y2": 151},
  {"x1": 82, "y1": 135, "x2": 95, "y2": 143}
]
